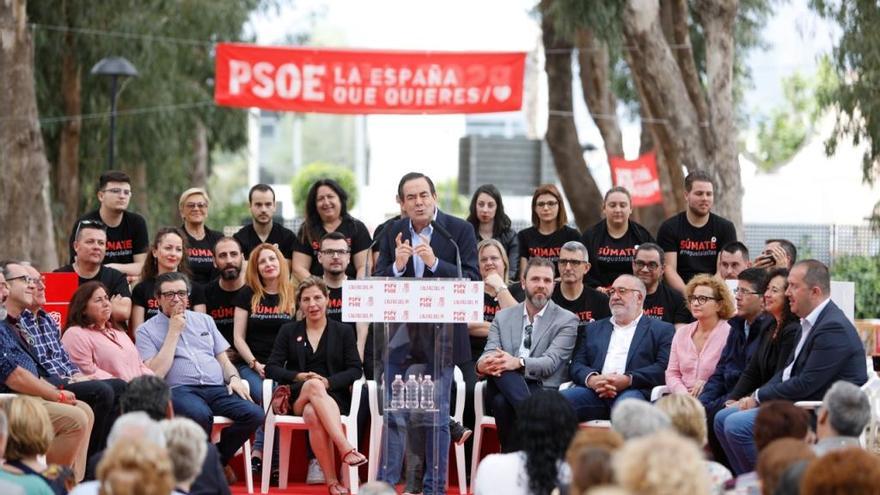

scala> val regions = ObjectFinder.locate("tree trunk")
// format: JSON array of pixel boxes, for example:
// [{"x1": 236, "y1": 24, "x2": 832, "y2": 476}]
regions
[
  {"x1": 696, "y1": 0, "x2": 743, "y2": 232},
  {"x1": 0, "y1": 0, "x2": 58, "y2": 268},
  {"x1": 190, "y1": 119, "x2": 208, "y2": 188},
  {"x1": 632, "y1": 119, "x2": 671, "y2": 234},
  {"x1": 576, "y1": 28, "x2": 623, "y2": 157},
  {"x1": 541, "y1": 0, "x2": 603, "y2": 231},
  {"x1": 53, "y1": 3, "x2": 81, "y2": 263}
]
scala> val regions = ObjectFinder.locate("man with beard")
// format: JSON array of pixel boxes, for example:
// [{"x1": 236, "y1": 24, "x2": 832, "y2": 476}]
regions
[
  {"x1": 233, "y1": 184, "x2": 295, "y2": 263},
  {"x1": 561, "y1": 274, "x2": 674, "y2": 422},
  {"x1": 476, "y1": 257, "x2": 578, "y2": 452},
  {"x1": 204, "y1": 237, "x2": 246, "y2": 350},
  {"x1": 657, "y1": 170, "x2": 737, "y2": 292}
]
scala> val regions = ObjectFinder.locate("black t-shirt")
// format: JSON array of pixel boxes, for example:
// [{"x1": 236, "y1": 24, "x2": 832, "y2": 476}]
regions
[
  {"x1": 203, "y1": 280, "x2": 243, "y2": 344},
  {"x1": 183, "y1": 227, "x2": 224, "y2": 284},
  {"x1": 233, "y1": 286, "x2": 294, "y2": 363},
  {"x1": 327, "y1": 285, "x2": 345, "y2": 323},
  {"x1": 68, "y1": 210, "x2": 149, "y2": 264},
  {"x1": 233, "y1": 223, "x2": 296, "y2": 260},
  {"x1": 551, "y1": 285, "x2": 611, "y2": 326},
  {"x1": 581, "y1": 220, "x2": 654, "y2": 288},
  {"x1": 294, "y1": 217, "x2": 372, "y2": 278},
  {"x1": 643, "y1": 282, "x2": 694, "y2": 325},
  {"x1": 517, "y1": 226, "x2": 581, "y2": 276},
  {"x1": 131, "y1": 277, "x2": 206, "y2": 322},
  {"x1": 657, "y1": 212, "x2": 737, "y2": 283},
  {"x1": 53, "y1": 264, "x2": 131, "y2": 298}
]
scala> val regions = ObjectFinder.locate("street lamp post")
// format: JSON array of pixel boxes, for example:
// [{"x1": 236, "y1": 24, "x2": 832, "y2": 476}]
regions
[{"x1": 91, "y1": 57, "x2": 138, "y2": 170}]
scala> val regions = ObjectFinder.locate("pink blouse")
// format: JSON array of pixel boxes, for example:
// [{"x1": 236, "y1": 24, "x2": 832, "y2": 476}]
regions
[
  {"x1": 665, "y1": 320, "x2": 731, "y2": 394},
  {"x1": 61, "y1": 324, "x2": 154, "y2": 381}
]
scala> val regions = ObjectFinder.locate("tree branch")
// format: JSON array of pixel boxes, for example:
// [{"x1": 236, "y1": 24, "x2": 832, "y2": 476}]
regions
[{"x1": 575, "y1": 28, "x2": 624, "y2": 157}]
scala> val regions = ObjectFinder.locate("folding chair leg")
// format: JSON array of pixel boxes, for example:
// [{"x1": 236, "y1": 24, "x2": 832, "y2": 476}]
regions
[
  {"x1": 261, "y1": 416, "x2": 275, "y2": 494},
  {"x1": 278, "y1": 428, "x2": 292, "y2": 489},
  {"x1": 243, "y1": 439, "x2": 254, "y2": 494},
  {"x1": 469, "y1": 426, "x2": 483, "y2": 495}
]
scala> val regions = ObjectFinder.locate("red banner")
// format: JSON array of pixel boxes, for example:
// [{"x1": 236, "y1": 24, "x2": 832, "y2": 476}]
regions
[
  {"x1": 608, "y1": 151, "x2": 663, "y2": 207},
  {"x1": 214, "y1": 43, "x2": 526, "y2": 114},
  {"x1": 42, "y1": 272, "x2": 79, "y2": 331}
]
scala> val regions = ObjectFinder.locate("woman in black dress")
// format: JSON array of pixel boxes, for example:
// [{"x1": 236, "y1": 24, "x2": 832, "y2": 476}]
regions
[{"x1": 266, "y1": 277, "x2": 366, "y2": 495}]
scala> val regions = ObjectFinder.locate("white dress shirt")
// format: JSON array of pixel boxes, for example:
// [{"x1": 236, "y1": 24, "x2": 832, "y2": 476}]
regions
[
  {"x1": 601, "y1": 313, "x2": 643, "y2": 375},
  {"x1": 519, "y1": 302, "x2": 549, "y2": 359}
]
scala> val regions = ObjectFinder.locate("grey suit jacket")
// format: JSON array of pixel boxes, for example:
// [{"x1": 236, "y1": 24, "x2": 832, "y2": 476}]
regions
[{"x1": 478, "y1": 300, "x2": 578, "y2": 388}]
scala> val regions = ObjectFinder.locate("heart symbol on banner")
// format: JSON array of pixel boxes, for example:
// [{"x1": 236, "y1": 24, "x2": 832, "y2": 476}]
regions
[{"x1": 493, "y1": 85, "x2": 512, "y2": 102}]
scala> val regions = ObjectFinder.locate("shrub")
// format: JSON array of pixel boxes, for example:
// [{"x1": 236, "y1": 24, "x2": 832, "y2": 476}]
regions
[{"x1": 831, "y1": 255, "x2": 880, "y2": 319}]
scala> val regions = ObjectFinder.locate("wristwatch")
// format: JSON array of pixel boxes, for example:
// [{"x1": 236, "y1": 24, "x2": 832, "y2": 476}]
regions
[{"x1": 519, "y1": 357, "x2": 526, "y2": 372}]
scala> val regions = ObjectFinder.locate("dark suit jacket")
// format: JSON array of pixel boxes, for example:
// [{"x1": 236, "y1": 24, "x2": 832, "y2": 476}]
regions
[
  {"x1": 757, "y1": 301, "x2": 867, "y2": 402},
  {"x1": 728, "y1": 318, "x2": 799, "y2": 400},
  {"x1": 375, "y1": 209, "x2": 480, "y2": 364},
  {"x1": 699, "y1": 313, "x2": 770, "y2": 413},
  {"x1": 266, "y1": 319, "x2": 363, "y2": 412},
  {"x1": 569, "y1": 316, "x2": 674, "y2": 400}
]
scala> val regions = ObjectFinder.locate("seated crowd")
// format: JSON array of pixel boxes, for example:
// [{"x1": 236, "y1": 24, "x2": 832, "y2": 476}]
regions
[{"x1": 0, "y1": 168, "x2": 876, "y2": 495}]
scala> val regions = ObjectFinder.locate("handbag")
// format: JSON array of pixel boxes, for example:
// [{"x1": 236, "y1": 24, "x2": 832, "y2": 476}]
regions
[{"x1": 270, "y1": 384, "x2": 292, "y2": 415}]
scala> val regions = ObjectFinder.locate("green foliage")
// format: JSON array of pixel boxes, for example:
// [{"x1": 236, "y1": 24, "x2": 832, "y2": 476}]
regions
[
  {"x1": 435, "y1": 178, "x2": 469, "y2": 218},
  {"x1": 831, "y1": 255, "x2": 880, "y2": 319},
  {"x1": 207, "y1": 149, "x2": 250, "y2": 230},
  {"x1": 810, "y1": 0, "x2": 880, "y2": 185},
  {"x1": 290, "y1": 162, "x2": 358, "y2": 216}
]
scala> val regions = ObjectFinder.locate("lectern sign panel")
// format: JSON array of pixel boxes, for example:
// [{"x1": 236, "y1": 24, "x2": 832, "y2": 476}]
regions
[{"x1": 342, "y1": 279, "x2": 483, "y2": 323}]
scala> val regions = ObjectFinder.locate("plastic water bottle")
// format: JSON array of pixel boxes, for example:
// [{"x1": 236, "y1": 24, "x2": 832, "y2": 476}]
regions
[
  {"x1": 405, "y1": 374, "x2": 420, "y2": 409},
  {"x1": 391, "y1": 375, "x2": 405, "y2": 410},
  {"x1": 420, "y1": 375, "x2": 435, "y2": 410}
]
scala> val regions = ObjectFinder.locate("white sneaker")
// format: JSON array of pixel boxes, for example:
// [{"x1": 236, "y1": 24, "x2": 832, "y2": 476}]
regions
[{"x1": 306, "y1": 458, "x2": 326, "y2": 484}]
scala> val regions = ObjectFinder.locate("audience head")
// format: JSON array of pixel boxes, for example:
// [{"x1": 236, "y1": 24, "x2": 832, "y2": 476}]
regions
[
  {"x1": 65, "y1": 281, "x2": 113, "y2": 329},
  {"x1": 632, "y1": 243, "x2": 665, "y2": 291},
  {"x1": 467, "y1": 184, "x2": 512, "y2": 236},
  {"x1": 801, "y1": 447, "x2": 880, "y2": 495},
  {"x1": 786, "y1": 260, "x2": 831, "y2": 318},
  {"x1": 141, "y1": 226, "x2": 190, "y2": 281},
  {"x1": 96, "y1": 437, "x2": 175, "y2": 495},
  {"x1": 756, "y1": 438, "x2": 816, "y2": 495},
  {"x1": 245, "y1": 243, "x2": 294, "y2": 315},
  {"x1": 515, "y1": 390, "x2": 578, "y2": 495},
  {"x1": 212, "y1": 236, "x2": 244, "y2": 281},
  {"x1": 178, "y1": 187, "x2": 210, "y2": 226},
  {"x1": 566, "y1": 429, "x2": 624, "y2": 495},
  {"x1": 307, "y1": 178, "x2": 349, "y2": 223},
  {"x1": 107, "y1": 412, "x2": 166, "y2": 450},
  {"x1": 248, "y1": 183, "x2": 277, "y2": 226},
  {"x1": 763, "y1": 267, "x2": 797, "y2": 328},
  {"x1": 397, "y1": 172, "x2": 437, "y2": 230},
  {"x1": 818, "y1": 380, "x2": 871, "y2": 439},
  {"x1": 154, "y1": 271, "x2": 192, "y2": 318},
  {"x1": 97, "y1": 170, "x2": 133, "y2": 212},
  {"x1": 608, "y1": 275, "x2": 646, "y2": 324},
  {"x1": 296, "y1": 276, "x2": 330, "y2": 322},
  {"x1": 754, "y1": 400, "x2": 812, "y2": 451},
  {"x1": 773, "y1": 460, "x2": 811, "y2": 495},
  {"x1": 522, "y1": 257, "x2": 555, "y2": 311},
  {"x1": 603, "y1": 186, "x2": 633, "y2": 227},
  {"x1": 477, "y1": 238, "x2": 511, "y2": 284},
  {"x1": 684, "y1": 274, "x2": 735, "y2": 322},
  {"x1": 2, "y1": 396, "x2": 53, "y2": 461},
  {"x1": 0, "y1": 261, "x2": 34, "y2": 315},
  {"x1": 734, "y1": 267, "x2": 768, "y2": 321},
  {"x1": 161, "y1": 418, "x2": 208, "y2": 489},
  {"x1": 121, "y1": 375, "x2": 172, "y2": 421},
  {"x1": 23, "y1": 264, "x2": 45, "y2": 311},
  {"x1": 611, "y1": 399, "x2": 671, "y2": 440},
  {"x1": 717, "y1": 241, "x2": 750, "y2": 280},
  {"x1": 558, "y1": 241, "x2": 590, "y2": 286},
  {"x1": 683, "y1": 170, "x2": 714, "y2": 217},
  {"x1": 655, "y1": 394, "x2": 708, "y2": 447},
  {"x1": 615, "y1": 430, "x2": 711, "y2": 495},
  {"x1": 73, "y1": 219, "x2": 108, "y2": 266},
  {"x1": 318, "y1": 231, "x2": 351, "y2": 277},
  {"x1": 763, "y1": 239, "x2": 797, "y2": 268},
  {"x1": 531, "y1": 184, "x2": 568, "y2": 230}
]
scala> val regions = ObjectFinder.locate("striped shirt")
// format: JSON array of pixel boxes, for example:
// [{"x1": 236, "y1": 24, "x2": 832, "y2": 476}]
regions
[{"x1": 135, "y1": 310, "x2": 229, "y2": 387}]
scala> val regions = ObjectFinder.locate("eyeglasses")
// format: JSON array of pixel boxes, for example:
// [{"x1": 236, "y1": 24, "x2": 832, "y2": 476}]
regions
[
  {"x1": 607, "y1": 287, "x2": 638, "y2": 297},
  {"x1": 160, "y1": 290, "x2": 189, "y2": 300},
  {"x1": 102, "y1": 187, "x2": 132, "y2": 196},
  {"x1": 688, "y1": 295, "x2": 719, "y2": 305},
  {"x1": 5, "y1": 275, "x2": 37, "y2": 286},
  {"x1": 734, "y1": 287, "x2": 760, "y2": 296},
  {"x1": 633, "y1": 260, "x2": 661, "y2": 271},
  {"x1": 523, "y1": 324, "x2": 533, "y2": 350},
  {"x1": 320, "y1": 249, "x2": 350, "y2": 257},
  {"x1": 558, "y1": 259, "x2": 585, "y2": 267},
  {"x1": 184, "y1": 202, "x2": 208, "y2": 209},
  {"x1": 535, "y1": 200, "x2": 558, "y2": 209},
  {"x1": 74, "y1": 219, "x2": 107, "y2": 239}
]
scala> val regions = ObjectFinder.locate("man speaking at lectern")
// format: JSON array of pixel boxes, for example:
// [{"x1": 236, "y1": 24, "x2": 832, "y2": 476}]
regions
[{"x1": 375, "y1": 172, "x2": 479, "y2": 495}]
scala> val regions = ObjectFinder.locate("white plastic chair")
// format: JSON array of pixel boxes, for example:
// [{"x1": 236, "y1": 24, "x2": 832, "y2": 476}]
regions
[
  {"x1": 367, "y1": 366, "x2": 467, "y2": 495},
  {"x1": 259, "y1": 377, "x2": 363, "y2": 494},
  {"x1": 211, "y1": 380, "x2": 253, "y2": 494},
  {"x1": 469, "y1": 379, "x2": 495, "y2": 495},
  {"x1": 650, "y1": 385, "x2": 670, "y2": 402}
]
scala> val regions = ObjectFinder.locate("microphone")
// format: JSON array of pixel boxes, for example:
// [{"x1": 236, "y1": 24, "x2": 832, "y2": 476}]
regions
[{"x1": 431, "y1": 220, "x2": 463, "y2": 279}]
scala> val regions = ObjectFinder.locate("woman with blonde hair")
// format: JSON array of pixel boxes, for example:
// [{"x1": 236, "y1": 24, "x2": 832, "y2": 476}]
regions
[
  {"x1": 94, "y1": 438, "x2": 175, "y2": 495},
  {"x1": 178, "y1": 188, "x2": 224, "y2": 284},
  {"x1": 233, "y1": 242, "x2": 296, "y2": 469},
  {"x1": 666, "y1": 274, "x2": 734, "y2": 397},
  {"x1": 615, "y1": 430, "x2": 711, "y2": 495},
  {"x1": 516, "y1": 184, "x2": 580, "y2": 276}
]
